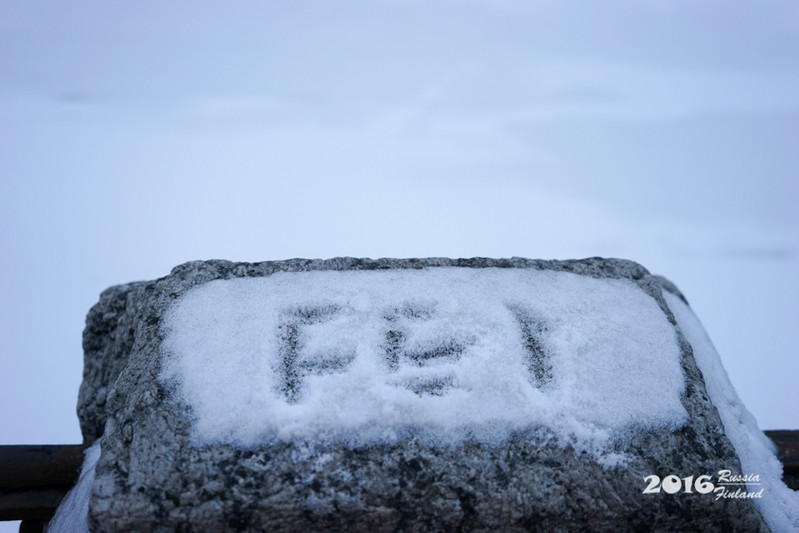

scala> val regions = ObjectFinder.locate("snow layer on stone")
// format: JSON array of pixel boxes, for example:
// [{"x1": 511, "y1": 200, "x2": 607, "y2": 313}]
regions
[
  {"x1": 49, "y1": 440, "x2": 101, "y2": 533},
  {"x1": 161, "y1": 268, "x2": 687, "y2": 460},
  {"x1": 664, "y1": 292, "x2": 799, "y2": 532}
]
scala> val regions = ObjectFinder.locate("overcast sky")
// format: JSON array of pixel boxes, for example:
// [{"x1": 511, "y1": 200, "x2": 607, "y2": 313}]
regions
[{"x1": 0, "y1": 0, "x2": 797, "y2": 500}]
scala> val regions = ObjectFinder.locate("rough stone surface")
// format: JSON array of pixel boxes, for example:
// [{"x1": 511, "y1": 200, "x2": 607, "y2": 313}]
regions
[{"x1": 79, "y1": 257, "x2": 770, "y2": 532}]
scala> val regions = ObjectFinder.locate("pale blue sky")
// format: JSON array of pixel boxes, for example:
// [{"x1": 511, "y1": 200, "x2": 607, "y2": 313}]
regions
[{"x1": 0, "y1": 0, "x2": 796, "y2": 477}]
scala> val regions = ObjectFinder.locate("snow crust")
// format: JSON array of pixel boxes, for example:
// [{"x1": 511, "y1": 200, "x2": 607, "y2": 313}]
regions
[
  {"x1": 664, "y1": 292, "x2": 799, "y2": 532},
  {"x1": 49, "y1": 440, "x2": 101, "y2": 533},
  {"x1": 161, "y1": 268, "x2": 687, "y2": 460}
]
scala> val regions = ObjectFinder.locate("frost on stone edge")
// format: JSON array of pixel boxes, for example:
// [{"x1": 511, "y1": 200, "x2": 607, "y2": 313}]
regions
[
  {"x1": 664, "y1": 291, "x2": 799, "y2": 532},
  {"x1": 48, "y1": 440, "x2": 102, "y2": 533}
]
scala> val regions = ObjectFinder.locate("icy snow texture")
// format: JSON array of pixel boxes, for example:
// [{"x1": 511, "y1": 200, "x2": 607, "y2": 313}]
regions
[
  {"x1": 48, "y1": 440, "x2": 101, "y2": 533},
  {"x1": 161, "y1": 268, "x2": 687, "y2": 456},
  {"x1": 665, "y1": 292, "x2": 799, "y2": 533}
]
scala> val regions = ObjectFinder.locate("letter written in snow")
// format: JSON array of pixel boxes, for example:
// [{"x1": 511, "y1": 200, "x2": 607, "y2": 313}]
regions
[{"x1": 160, "y1": 268, "x2": 686, "y2": 452}]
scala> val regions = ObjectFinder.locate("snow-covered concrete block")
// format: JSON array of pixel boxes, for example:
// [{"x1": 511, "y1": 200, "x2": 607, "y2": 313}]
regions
[{"x1": 72, "y1": 258, "x2": 796, "y2": 532}]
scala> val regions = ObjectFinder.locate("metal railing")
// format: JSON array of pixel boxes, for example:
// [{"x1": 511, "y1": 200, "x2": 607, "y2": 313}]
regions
[{"x1": 0, "y1": 445, "x2": 87, "y2": 531}]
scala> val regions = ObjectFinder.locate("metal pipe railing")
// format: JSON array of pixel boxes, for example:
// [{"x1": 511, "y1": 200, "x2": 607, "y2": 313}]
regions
[{"x1": 0, "y1": 444, "x2": 87, "y2": 532}]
